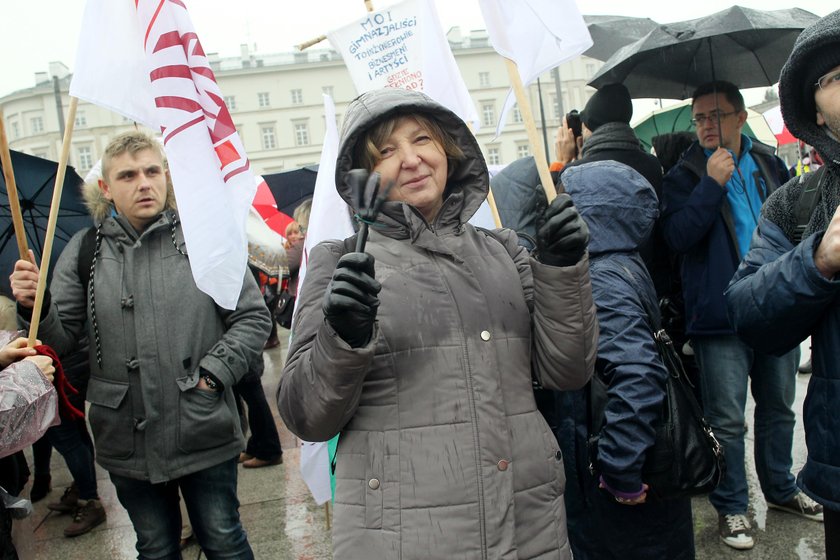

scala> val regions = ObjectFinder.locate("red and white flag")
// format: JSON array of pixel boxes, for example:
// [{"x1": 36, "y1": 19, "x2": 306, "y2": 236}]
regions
[{"x1": 70, "y1": 0, "x2": 255, "y2": 310}]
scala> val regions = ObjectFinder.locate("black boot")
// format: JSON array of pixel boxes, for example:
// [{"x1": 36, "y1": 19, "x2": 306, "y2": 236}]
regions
[{"x1": 30, "y1": 474, "x2": 51, "y2": 503}]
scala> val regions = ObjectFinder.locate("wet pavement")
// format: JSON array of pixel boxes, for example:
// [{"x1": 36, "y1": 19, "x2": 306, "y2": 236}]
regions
[{"x1": 13, "y1": 337, "x2": 824, "y2": 559}]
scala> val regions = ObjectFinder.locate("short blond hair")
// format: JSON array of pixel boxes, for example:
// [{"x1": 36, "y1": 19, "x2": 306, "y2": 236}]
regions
[{"x1": 101, "y1": 131, "x2": 165, "y2": 182}]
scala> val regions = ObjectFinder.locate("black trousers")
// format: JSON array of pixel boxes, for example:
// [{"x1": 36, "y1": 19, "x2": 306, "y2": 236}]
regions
[
  {"x1": 233, "y1": 369, "x2": 282, "y2": 461},
  {"x1": 827, "y1": 508, "x2": 840, "y2": 560}
]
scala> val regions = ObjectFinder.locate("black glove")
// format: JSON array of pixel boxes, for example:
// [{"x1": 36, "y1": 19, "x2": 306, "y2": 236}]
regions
[
  {"x1": 322, "y1": 252, "x2": 381, "y2": 348},
  {"x1": 535, "y1": 193, "x2": 590, "y2": 267}
]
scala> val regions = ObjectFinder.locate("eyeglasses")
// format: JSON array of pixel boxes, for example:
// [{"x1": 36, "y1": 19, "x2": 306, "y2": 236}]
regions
[
  {"x1": 815, "y1": 69, "x2": 840, "y2": 91},
  {"x1": 690, "y1": 111, "x2": 737, "y2": 127}
]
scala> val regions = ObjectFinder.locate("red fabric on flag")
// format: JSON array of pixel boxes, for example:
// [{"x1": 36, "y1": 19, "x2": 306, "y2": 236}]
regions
[{"x1": 33, "y1": 345, "x2": 84, "y2": 421}]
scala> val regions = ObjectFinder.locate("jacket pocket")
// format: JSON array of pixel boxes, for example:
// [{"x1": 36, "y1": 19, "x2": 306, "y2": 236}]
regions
[
  {"x1": 87, "y1": 378, "x2": 134, "y2": 460},
  {"x1": 365, "y1": 431, "x2": 384, "y2": 529},
  {"x1": 177, "y1": 381, "x2": 237, "y2": 453}
]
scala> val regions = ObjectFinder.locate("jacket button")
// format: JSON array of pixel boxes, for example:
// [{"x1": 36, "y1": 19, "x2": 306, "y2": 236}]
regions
[
  {"x1": 497, "y1": 459, "x2": 509, "y2": 471},
  {"x1": 480, "y1": 330, "x2": 491, "y2": 341},
  {"x1": 368, "y1": 478, "x2": 380, "y2": 490},
  {"x1": 555, "y1": 450, "x2": 563, "y2": 461}
]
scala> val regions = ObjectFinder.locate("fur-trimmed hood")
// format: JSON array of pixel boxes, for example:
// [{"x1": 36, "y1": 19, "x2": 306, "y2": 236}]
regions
[{"x1": 779, "y1": 9, "x2": 840, "y2": 166}]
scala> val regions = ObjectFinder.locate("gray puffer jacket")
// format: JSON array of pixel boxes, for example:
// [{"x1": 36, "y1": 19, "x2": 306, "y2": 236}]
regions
[
  {"x1": 23, "y1": 184, "x2": 270, "y2": 483},
  {"x1": 278, "y1": 89, "x2": 598, "y2": 559}
]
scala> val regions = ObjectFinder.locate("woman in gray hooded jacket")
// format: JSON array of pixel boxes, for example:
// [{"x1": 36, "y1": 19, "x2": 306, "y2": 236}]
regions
[{"x1": 278, "y1": 88, "x2": 598, "y2": 559}]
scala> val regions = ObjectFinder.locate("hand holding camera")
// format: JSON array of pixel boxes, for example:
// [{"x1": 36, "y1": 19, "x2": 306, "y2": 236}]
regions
[{"x1": 555, "y1": 110, "x2": 583, "y2": 165}]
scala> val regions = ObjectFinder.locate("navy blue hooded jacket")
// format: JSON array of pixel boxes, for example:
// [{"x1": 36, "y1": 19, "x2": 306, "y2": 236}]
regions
[
  {"x1": 660, "y1": 138, "x2": 788, "y2": 335},
  {"x1": 726, "y1": 9, "x2": 840, "y2": 511},
  {"x1": 558, "y1": 161, "x2": 665, "y2": 493},
  {"x1": 555, "y1": 161, "x2": 694, "y2": 559}
]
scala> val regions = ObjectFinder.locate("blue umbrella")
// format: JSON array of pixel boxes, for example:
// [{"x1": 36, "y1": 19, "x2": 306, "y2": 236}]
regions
[{"x1": 0, "y1": 151, "x2": 92, "y2": 294}]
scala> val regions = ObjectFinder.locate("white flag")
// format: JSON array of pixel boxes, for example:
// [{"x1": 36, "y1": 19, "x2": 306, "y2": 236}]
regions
[
  {"x1": 478, "y1": 0, "x2": 592, "y2": 136},
  {"x1": 70, "y1": 0, "x2": 255, "y2": 310},
  {"x1": 327, "y1": 0, "x2": 478, "y2": 129},
  {"x1": 296, "y1": 94, "x2": 354, "y2": 505}
]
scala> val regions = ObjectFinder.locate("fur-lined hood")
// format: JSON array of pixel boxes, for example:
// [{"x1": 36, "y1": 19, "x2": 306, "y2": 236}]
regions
[{"x1": 82, "y1": 179, "x2": 177, "y2": 224}]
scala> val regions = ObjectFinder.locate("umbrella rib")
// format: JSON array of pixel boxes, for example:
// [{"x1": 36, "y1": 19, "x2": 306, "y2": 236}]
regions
[{"x1": 725, "y1": 33, "x2": 773, "y2": 86}]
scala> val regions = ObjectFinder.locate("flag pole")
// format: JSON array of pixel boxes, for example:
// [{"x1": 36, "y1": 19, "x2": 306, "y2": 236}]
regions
[
  {"x1": 0, "y1": 112, "x2": 30, "y2": 260},
  {"x1": 28, "y1": 97, "x2": 78, "y2": 346},
  {"x1": 325, "y1": 501, "x2": 331, "y2": 530},
  {"x1": 503, "y1": 59, "x2": 559, "y2": 200},
  {"x1": 298, "y1": 0, "x2": 374, "y2": 50}
]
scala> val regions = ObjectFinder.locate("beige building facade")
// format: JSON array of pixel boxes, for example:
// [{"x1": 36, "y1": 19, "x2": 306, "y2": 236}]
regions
[{"x1": 1, "y1": 29, "x2": 601, "y2": 178}]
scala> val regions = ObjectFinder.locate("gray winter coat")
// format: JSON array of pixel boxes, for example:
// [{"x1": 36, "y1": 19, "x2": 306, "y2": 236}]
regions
[
  {"x1": 22, "y1": 186, "x2": 271, "y2": 483},
  {"x1": 277, "y1": 89, "x2": 598, "y2": 559}
]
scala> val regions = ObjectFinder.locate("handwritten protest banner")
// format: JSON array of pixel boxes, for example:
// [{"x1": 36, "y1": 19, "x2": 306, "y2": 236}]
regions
[{"x1": 328, "y1": 0, "x2": 478, "y2": 128}]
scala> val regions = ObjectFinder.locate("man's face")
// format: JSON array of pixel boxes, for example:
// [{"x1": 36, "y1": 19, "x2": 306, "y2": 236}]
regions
[
  {"x1": 816, "y1": 64, "x2": 840, "y2": 138},
  {"x1": 99, "y1": 148, "x2": 168, "y2": 232},
  {"x1": 691, "y1": 93, "x2": 747, "y2": 151}
]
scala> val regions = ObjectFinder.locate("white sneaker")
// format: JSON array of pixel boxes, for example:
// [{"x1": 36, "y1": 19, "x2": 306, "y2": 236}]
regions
[
  {"x1": 719, "y1": 513, "x2": 755, "y2": 550},
  {"x1": 767, "y1": 492, "x2": 824, "y2": 522}
]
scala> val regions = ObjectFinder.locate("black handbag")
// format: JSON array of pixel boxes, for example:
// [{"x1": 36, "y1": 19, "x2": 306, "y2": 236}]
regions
[{"x1": 587, "y1": 266, "x2": 725, "y2": 500}]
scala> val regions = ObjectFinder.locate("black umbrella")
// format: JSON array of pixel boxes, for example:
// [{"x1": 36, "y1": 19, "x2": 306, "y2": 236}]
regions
[
  {"x1": 261, "y1": 165, "x2": 318, "y2": 219},
  {"x1": 0, "y1": 150, "x2": 92, "y2": 294},
  {"x1": 583, "y1": 15, "x2": 659, "y2": 62},
  {"x1": 588, "y1": 6, "x2": 820, "y2": 99}
]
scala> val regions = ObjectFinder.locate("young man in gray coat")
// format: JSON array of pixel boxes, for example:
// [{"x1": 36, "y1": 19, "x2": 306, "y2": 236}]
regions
[{"x1": 10, "y1": 131, "x2": 271, "y2": 559}]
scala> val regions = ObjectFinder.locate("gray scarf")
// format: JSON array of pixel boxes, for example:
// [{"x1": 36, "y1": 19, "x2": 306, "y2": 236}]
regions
[{"x1": 580, "y1": 122, "x2": 644, "y2": 159}]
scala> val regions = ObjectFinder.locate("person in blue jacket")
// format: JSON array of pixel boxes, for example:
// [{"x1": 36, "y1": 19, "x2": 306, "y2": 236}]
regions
[
  {"x1": 726, "y1": 9, "x2": 840, "y2": 558},
  {"x1": 556, "y1": 160, "x2": 694, "y2": 559},
  {"x1": 660, "y1": 79, "x2": 822, "y2": 550}
]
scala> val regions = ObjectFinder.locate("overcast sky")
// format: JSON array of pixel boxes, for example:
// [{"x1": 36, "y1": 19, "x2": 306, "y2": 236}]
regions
[{"x1": 1, "y1": 0, "x2": 834, "y2": 99}]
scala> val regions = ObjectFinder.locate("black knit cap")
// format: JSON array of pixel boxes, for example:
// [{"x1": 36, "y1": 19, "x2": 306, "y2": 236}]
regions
[
  {"x1": 779, "y1": 9, "x2": 840, "y2": 165},
  {"x1": 580, "y1": 83, "x2": 633, "y2": 132}
]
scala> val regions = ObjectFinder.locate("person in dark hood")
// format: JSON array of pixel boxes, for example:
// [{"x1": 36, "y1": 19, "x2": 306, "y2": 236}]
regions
[
  {"x1": 725, "y1": 9, "x2": 840, "y2": 557},
  {"x1": 277, "y1": 88, "x2": 598, "y2": 559},
  {"x1": 555, "y1": 161, "x2": 694, "y2": 560}
]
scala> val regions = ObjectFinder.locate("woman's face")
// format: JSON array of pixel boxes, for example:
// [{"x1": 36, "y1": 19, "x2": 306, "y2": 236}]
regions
[
  {"x1": 285, "y1": 224, "x2": 302, "y2": 244},
  {"x1": 372, "y1": 116, "x2": 448, "y2": 223}
]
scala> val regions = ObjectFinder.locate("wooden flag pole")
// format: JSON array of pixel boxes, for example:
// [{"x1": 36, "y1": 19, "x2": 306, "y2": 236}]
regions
[
  {"x1": 325, "y1": 502, "x2": 331, "y2": 530},
  {"x1": 0, "y1": 112, "x2": 30, "y2": 260},
  {"x1": 28, "y1": 97, "x2": 78, "y2": 346},
  {"x1": 298, "y1": 0, "x2": 375, "y2": 50},
  {"x1": 503, "y1": 58, "x2": 559, "y2": 201}
]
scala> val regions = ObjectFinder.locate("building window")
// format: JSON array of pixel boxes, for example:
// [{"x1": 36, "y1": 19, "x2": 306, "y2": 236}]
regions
[
  {"x1": 517, "y1": 144, "x2": 530, "y2": 159},
  {"x1": 294, "y1": 122, "x2": 310, "y2": 146},
  {"x1": 482, "y1": 103, "x2": 496, "y2": 128},
  {"x1": 479, "y1": 72, "x2": 490, "y2": 87},
  {"x1": 30, "y1": 116, "x2": 44, "y2": 134},
  {"x1": 486, "y1": 147, "x2": 500, "y2": 166},
  {"x1": 261, "y1": 126, "x2": 276, "y2": 150},
  {"x1": 291, "y1": 89, "x2": 303, "y2": 104},
  {"x1": 10, "y1": 122, "x2": 19, "y2": 138},
  {"x1": 551, "y1": 94, "x2": 560, "y2": 120},
  {"x1": 258, "y1": 92, "x2": 270, "y2": 107},
  {"x1": 76, "y1": 146, "x2": 93, "y2": 170},
  {"x1": 322, "y1": 86, "x2": 334, "y2": 97},
  {"x1": 224, "y1": 96, "x2": 236, "y2": 110},
  {"x1": 75, "y1": 112, "x2": 87, "y2": 127},
  {"x1": 512, "y1": 104, "x2": 523, "y2": 124}
]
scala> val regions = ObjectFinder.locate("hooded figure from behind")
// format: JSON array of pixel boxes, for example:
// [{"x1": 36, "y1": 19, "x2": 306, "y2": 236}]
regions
[
  {"x1": 277, "y1": 88, "x2": 598, "y2": 560},
  {"x1": 555, "y1": 161, "x2": 695, "y2": 559}
]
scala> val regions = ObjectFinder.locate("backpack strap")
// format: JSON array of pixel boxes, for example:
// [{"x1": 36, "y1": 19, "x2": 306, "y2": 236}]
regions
[
  {"x1": 792, "y1": 166, "x2": 828, "y2": 244},
  {"x1": 76, "y1": 227, "x2": 97, "y2": 291}
]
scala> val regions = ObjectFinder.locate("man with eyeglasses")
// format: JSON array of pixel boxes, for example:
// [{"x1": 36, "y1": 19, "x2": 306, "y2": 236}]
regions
[
  {"x1": 726, "y1": 9, "x2": 840, "y2": 558},
  {"x1": 660, "y1": 79, "x2": 821, "y2": 550}
]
